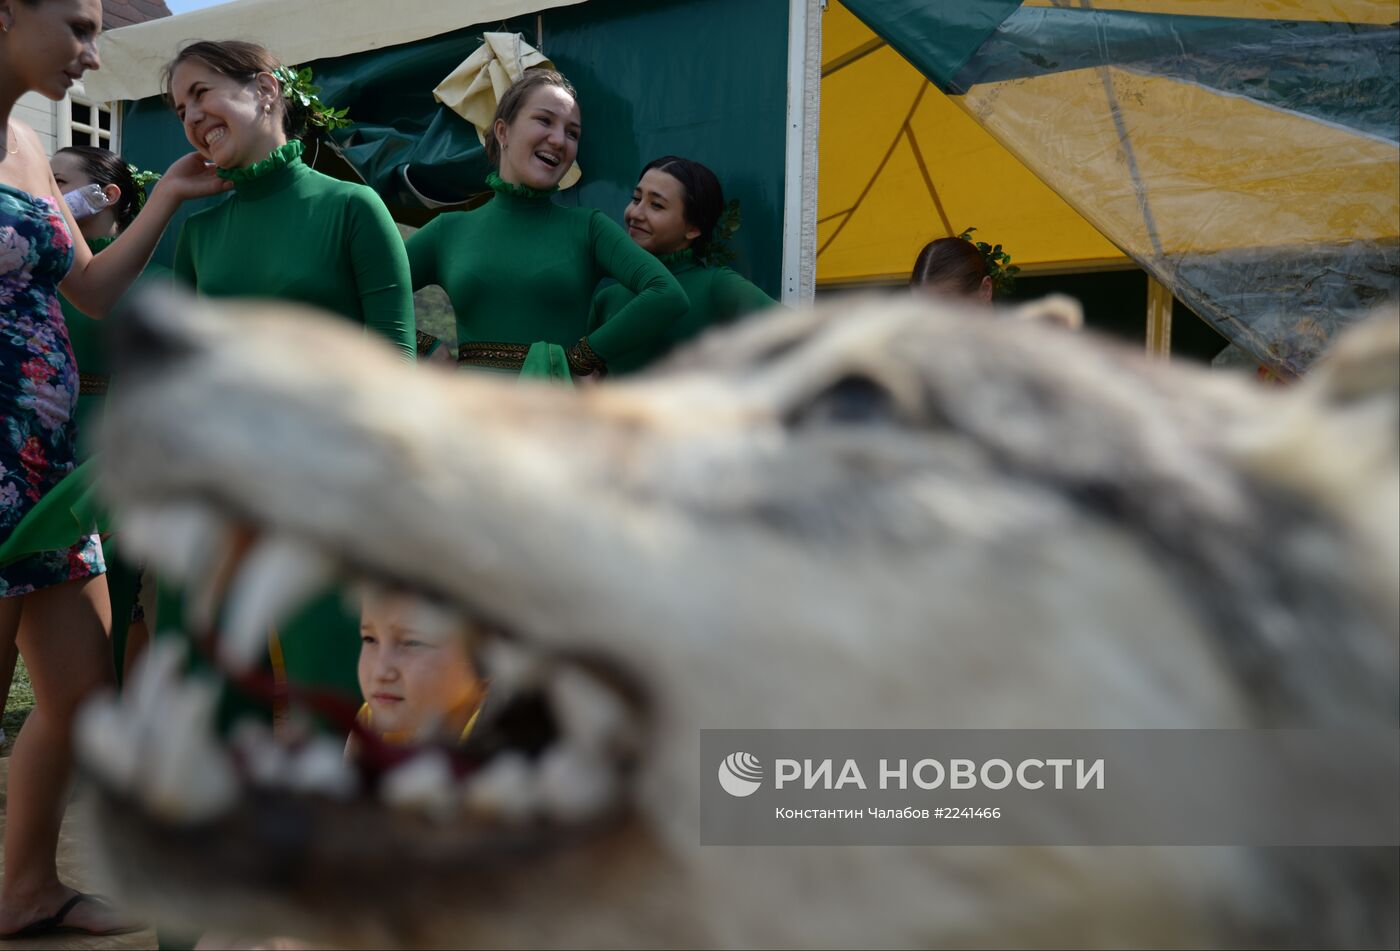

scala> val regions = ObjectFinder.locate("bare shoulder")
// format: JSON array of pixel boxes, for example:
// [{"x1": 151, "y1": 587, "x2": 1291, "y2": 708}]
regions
[
  {"x1": 8, "y1": 118, "x2": 46, "y2": 160},
  {"x1": 0, "y1": 119, "x2": 60, "y2": 197}
]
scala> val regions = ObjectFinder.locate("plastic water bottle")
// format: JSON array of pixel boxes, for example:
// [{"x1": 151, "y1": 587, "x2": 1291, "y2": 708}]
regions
[{"x1": 63, "y1": 183, "x2": 115, "y2": 220}]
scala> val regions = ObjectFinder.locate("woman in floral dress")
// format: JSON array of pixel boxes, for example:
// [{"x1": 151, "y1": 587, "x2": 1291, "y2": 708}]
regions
[
  {"x1": 0, "y1": 192, "x2": 105, "y2": 594},
  {"x1": 0, "y1": 0, "x2": 227, "y2": 938}
]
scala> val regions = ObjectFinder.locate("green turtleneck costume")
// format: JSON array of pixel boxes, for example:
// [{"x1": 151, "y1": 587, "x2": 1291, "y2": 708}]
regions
[
  {"x1": 174, "y1": 140, "x2": 416, "y2": 360},
  {"x1": 56, "y1": 236, "x2": 171, "y2": 679},
  {"x1": 405, "y1": 173, "x2": 687, "y2": 373},
  {"x1": 63, "y1": 234, "x2": 172, "y2": 430},
  {"x1": 167, "y1": 140, "x2": 417, "y2": 703},
  {"x1": 588, "y1": 248, "x2": 777, "y2": 376}
]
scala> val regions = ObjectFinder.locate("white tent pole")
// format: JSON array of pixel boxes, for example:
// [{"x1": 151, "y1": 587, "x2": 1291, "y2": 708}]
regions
[{"x1": 781, "y1": 0, "x2": 823, "y2": 306}]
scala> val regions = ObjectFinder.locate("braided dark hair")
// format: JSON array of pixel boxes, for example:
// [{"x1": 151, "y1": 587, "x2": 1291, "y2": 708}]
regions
[
  {"x1": 162, "y1": 40, "x2": 309, "y2": 140},
  {"x1": 54, "y1": 146, "x2": 142, "y2": 230},
  {"x1": 639, "y1": 156, "x2": 724, "y2": 258}
]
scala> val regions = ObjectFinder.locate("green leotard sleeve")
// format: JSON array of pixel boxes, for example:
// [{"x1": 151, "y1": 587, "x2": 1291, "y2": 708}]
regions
[
  {"x1": 581, "y1": 211, "x2": 688, "y2": 363},
  {"x1": 405, "y1": 216, "x2": 441, "y2": 291},
  {"x1": 586, "y1": 282, "x2": 629, "y2": 333},
  {"x1": 347, "y1": 191, "x2": 416, "y2": 361},
  {"x1": 712, "y1": 267, "x2": 779, "y2": 322}
]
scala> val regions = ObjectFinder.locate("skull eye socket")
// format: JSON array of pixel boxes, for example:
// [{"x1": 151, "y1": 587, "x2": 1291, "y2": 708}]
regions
[{"x1": 784, "y1": 373, "x2": 900, "y2": 429}]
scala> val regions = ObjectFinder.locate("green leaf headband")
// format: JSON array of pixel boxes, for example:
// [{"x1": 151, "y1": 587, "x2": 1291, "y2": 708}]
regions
[
  {"x1": 699, "y1": 198, "x2": 743, "y2": 268},
  {"x1": 127, "y1": 164, "x2": 161, "y2": 210},
  {"x1": 272, "y1": 65, "x2": 351, "y2": 133},
  {"x1": 957, "y1": 226, "x2": 1021, "y2": 297}
]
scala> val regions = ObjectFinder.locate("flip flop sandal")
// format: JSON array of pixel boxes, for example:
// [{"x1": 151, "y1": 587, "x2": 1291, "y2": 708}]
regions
[{"x1": 0, "y1": 891, "x2": 144, "y2": 938}]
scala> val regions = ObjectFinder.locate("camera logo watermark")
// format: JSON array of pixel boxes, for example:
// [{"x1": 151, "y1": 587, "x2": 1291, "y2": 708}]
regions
[{"x1": 718, "y1": 751, "x2": 764, "y2": 797}]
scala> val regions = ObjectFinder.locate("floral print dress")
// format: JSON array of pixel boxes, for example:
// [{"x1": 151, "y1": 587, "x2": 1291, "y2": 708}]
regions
[{"x1": 0, "y1": 183, "x2": 105, "y2": 597}]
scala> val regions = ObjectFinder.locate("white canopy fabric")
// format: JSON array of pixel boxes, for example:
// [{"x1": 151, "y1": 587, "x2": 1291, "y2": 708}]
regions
[{"x1": 86, "y1": 0, "x2": 589, "y2": 101}]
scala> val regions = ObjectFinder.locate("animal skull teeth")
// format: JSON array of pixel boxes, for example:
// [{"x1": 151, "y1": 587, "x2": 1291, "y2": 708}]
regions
[{"x1": 76, "y1": 498, "x2": 648, "y2": 840}]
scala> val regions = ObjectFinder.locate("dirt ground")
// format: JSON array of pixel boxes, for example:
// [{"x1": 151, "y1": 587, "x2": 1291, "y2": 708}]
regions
[{"x1": 0, "y1": 756, "x2": 158, "y2": 951}]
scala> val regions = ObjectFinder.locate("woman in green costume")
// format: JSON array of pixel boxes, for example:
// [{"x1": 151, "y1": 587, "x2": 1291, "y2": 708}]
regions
[
  {"x1": 162, "y1": 39, "x2": 418, "y2": 703},
  {"x1": 590, "y1": 155, "x2": 776, "y2": 376},
  {"x1": 406, "y1": 70, "x2": 687, "y2": 379},
  {"x1": 51, "y1": 146, "x2": 165, "y2": 679},
  {"x1": 167, "y1": 41, "x2": 415, "y2": 360}
]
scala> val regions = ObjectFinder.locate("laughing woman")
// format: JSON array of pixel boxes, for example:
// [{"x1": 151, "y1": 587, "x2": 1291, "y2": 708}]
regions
[
  {"x1": 589, "y1": 156, "x2": 776, "y2": 376},
  {"x1": 161, "y1": 40, "x2": 416, "y2": 712},
  {"x1": 0, "y1": 0, "x2": 229, "y2": 938},
  {"x1": 166, "y1": 41, "x2": 416, "y2": 359},
  {"x1": 406, "y1": 69, "x2": 686, "y2": 379}
]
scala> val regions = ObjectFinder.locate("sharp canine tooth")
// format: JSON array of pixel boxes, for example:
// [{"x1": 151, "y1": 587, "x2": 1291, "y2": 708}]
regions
[
  {"x1": 116, "y1": 506, "x2": 163, "y2": 564},
  {"x1": 382, "y1": 753, "x2": 457, "y2": 818},
  {"x1": 230, "y1": 719, "x2": 287, "y2": 786},
  {"x1": 125, "y1": 639, "x2": 188, "y2": 808},
  {"x1": 479, "y1": 639, "x2": 547, "y2": 695},
  {"x1": 548, "y1": 667, "x2": 633, "y2": 752},
  {"x1": 75, "y1": 690, "x2": 139, "y2": 792},
  {"x1": 467, "y1": 639, "x2": 548, "y2": 737},
  {"x1": 144, "y1": 675, "x2": 238, "y2": 822},
  {"x1": 119, "y1": 504, "x2": 221, "y2": 584},
  {"x1": 462, "y1": 751, "x2": 537, "y2": 823},
  {"x1": 286, "y1": 739, "x2": 357, "y2": 798},
  {"x1": 220, "y1": 535, "x2": 334, "y2": 671},
  {"x1": 128, "y1": 638, "x2": 188, "y2": 730},
  {"x1": 537, "y1": 743, "x2": 616, "y2": 822},
  {"x1": 186, "y1": 517, "x2": 239, "y2": 633}
]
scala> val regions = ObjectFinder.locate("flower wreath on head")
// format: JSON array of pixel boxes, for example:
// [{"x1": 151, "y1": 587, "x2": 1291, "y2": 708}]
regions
[
  {"x1": 272, "y1": 65, "x2": 351, "y2": 133},
  {"x1": 699, "y1": 198, "x2": 743, "y2": 268},
  {"x1": 957, "y1": 226, "x2": 1021, "y2": 297}
]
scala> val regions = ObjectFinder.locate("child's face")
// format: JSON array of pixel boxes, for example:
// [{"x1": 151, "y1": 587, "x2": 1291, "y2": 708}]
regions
[{"x1": 358, "y1": 592, "x2": 479, "y2": 740}]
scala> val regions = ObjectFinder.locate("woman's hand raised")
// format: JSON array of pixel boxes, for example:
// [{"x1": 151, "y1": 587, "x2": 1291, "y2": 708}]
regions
[{"x1": 155, "y1": 152, "x2": 235, "y2": 203}]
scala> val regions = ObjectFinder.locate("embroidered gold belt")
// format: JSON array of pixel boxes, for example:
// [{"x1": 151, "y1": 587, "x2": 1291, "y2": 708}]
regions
[
  {"x1": 457, "y1": 341, "x2": 530, "y2": 371},
  {"x1": 79, "y1": 372, "x2": 110, "y2": 396}
]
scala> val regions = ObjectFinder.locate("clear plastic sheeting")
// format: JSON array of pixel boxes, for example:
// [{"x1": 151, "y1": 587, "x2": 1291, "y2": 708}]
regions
[{"x1": 945, "y1": 7, "x2": 1399, "y2": 377}]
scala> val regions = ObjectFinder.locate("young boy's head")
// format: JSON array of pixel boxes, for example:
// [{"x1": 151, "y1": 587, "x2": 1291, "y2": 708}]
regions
[{"x1": 358, "y1": 589, "x2": 482, "y2": 743}]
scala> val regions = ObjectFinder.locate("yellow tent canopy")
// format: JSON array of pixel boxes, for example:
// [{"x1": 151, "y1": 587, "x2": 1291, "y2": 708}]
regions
[
  {"x1": 831, "y1": 0, "x2": 1398, "y2": 377},
  {"x1": 817, "y1": 1, "x2": 1129, "y2": 287}
]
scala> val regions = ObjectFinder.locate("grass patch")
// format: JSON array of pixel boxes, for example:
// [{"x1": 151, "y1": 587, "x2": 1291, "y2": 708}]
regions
[{"x1": 4, "y1": 654, "x2": 33, "y2": 748}]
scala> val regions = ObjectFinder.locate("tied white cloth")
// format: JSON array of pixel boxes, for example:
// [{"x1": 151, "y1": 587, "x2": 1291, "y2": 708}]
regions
[{"x1": 433, "y1": 32, "x2": 582, "y2": 190}]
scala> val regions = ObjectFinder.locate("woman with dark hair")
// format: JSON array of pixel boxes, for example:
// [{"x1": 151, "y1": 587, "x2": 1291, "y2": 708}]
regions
[
  {"x1": 52, "y1": 146, "x2": 164, "y2": 435},
  {"x1": 0, "y1": 0, "x2": 228, "y2": 938},
  {"x1": 51, "y1": 145, "x2": 165, "y2": 679},
  {"x1": 162, "y1": 39, "x2": 416, "y2": 713},
  {"x1": 911, "y1": 236, "x2": 993, "y2": 303},
  {"x1": 406, "y1": 69, "x2": 686, "y2": 378},
  {"x1": 589, "y1": 155, "x2": 775, "y2": 374}
]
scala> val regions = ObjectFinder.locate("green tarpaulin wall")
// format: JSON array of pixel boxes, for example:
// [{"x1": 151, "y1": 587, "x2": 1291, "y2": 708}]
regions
[{"x1": 119, "y1": 0, "x2": 789, "y2": 301}]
